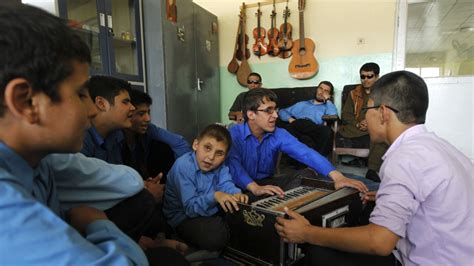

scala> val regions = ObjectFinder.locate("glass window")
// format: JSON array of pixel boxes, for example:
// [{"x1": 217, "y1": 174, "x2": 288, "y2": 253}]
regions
[{"x1": 404, "y1": 0, "x2": 474, "y2": 77}]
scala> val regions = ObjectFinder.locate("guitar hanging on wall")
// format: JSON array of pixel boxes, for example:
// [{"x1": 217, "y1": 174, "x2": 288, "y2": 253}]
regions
[{"x1": 288, "y1": 0, "x2": 318, "y2": 79}]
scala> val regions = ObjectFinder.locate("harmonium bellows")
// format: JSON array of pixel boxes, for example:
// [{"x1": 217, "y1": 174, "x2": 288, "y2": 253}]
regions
[{"x1": 225, "y1": 178, "x2": 363, "y2": 266}]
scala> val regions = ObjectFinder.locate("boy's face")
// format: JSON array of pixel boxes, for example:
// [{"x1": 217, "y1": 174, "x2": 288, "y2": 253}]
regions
[
  {"x1": 106, "y1": 90, "x2": 135, "y2": 129},
  {"x1": 41, "y1": 61, "x2": 97, "y2": 152},
  {"x1": 248, "y1": 97, "x2": 278, "y2": 133},
  {"x1": 192, "y1": 136, "x2": 227, "y2": 172},
  {"x1": 130, "y1": 103, "x2": 151, "y2": 134},
  {"x1": 360, "y1": 70, "x2": 378, "y2": 90}
]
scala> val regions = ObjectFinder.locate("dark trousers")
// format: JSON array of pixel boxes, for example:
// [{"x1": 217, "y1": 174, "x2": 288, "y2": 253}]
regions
[
  {"x1": 175, "y1": 214, "x2": 230, "y2": 251},
  {"x1": 145, "y1": 247, "x2": 189, "y2": 266},
  {"x1": 304, "y1": 245, "x2": 400, "y2": 266},
  {"x1": 105, "y1": 189, "x2": 160, "y2": 242},
  {"x1": 278, "y1": 119, "x2": 333, "y2": 156}
]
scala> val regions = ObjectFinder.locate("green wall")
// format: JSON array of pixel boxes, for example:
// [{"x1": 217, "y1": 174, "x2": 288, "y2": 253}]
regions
[{"x1": 220, "y1": 53, "x2": 393, "y2": 123}]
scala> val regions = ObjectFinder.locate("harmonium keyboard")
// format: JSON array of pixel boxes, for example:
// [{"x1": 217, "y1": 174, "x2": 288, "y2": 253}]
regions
[{"x1": 225, "y1": 178, "x2": 362, "y2": 266}]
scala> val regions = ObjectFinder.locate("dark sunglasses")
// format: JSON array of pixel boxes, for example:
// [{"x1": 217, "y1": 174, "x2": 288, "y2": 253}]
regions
[
  {"x1": 256, "y1": 107, "x2": 278, "y2": 115},
  {"x1": 362, "y1": 105, "x2": 399, "y2": 113},
  {"x1": 360, "y1": 74, "x2": 375, "y2": 80},
  {"x1": 247, "y1": 80, "x2": 261, "y2": 84}
]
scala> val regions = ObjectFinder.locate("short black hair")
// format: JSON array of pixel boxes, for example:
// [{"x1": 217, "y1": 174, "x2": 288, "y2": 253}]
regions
[
  {"x1": 242, "y1": 88, "x2": 278, "y2": 121},
  {"x1": 371, "y1": 70, "x2": 429, "y2": 124},
  {"x1": 0, "y1": 4, "x2": 91, "y2": 117},
  {"x1": 86, "y1": 75, "x2": 131, "y2": 104},
  {"x1": 129, "y1": 89, "x2": 152, "y2": 107},
  {"x1": 197, "y1": 124, "x2": 232, "y2": 152},
  {"x1": 247, "y1": 72, "x2": 262, "y2": 82},
  {"x1": 360, "y1": 62, "x2": 380, "y2": 75}
]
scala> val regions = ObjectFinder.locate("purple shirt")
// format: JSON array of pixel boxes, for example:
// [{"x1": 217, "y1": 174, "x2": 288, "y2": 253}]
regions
[{"x1": 370, "y1": 125, "x2": 474, "y2": 265}]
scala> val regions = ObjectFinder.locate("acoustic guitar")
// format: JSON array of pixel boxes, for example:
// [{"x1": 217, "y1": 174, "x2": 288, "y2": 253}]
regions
[
  {"x1": 288, "y1": 0, "x2": 318, "y2": 79},
  {"x1": 236, "y1": 3, "x2": 252, "y2": 86}
]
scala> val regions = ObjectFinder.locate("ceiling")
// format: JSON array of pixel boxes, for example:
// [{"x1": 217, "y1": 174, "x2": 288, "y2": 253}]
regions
[{"x1": 406, "y1": 0, "x2": 474, "y2": 61}]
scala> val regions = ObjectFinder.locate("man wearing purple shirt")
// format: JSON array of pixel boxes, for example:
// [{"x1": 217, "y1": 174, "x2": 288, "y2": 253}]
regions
[{"x1": 275, "y1": 71, "x2": 474, "y2": 265}]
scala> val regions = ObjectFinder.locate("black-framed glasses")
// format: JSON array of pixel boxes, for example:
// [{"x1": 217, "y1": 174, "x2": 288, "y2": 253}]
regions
[
  {"x1": 360, "y1": 74, "x2": 375, "y2": 80},
  {"x1": 362, "y1": 105, "x2": 399, "y2": 113},
  {"x1": 247, "y1": 80, "x2": 261, "y2": 84},
  {"x1": 256, "y1": 107, "x2": 278, "y2": 115}
]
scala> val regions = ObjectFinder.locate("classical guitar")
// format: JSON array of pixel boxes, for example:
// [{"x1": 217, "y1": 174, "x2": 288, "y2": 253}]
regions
[
  {"x1": 288, "y1": 0, "x2": 318, "y2": 79},
  {"x1": 278, "y1": 0, "x2": 293, "y2": 59},
  {"x1": 236, "y1": 3, "x2": 252, "y2": 86},
  {"x1": 267, "y1": 0, "x2": 280, "y2": 57},
  {"x1": 252, "y1": 2, "x2": 268, "y2": 58}
]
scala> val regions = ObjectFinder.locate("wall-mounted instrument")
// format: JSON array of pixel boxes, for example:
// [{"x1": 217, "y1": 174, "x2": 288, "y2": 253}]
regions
[
  {"x1": 227, "y1": 20, "x2": 241, "y2": 74},
  {"x1": 277, "y1": 0, "x2": 293, "y2": 59},
  {"x1": 252, "y1": 2, "x2": 268, "y2": 58},
  {"x1": 267, "y1": 0, "x2": 280, "y2": 57},
  {"x1": 288, "y1": 0, "x2": 318, "y2": 79},
  {"x1": 236, "y1": 3, "x2": 252, "y2": 86}
]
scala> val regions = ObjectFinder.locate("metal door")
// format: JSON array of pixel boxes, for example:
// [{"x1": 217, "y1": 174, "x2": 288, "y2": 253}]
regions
[
  {"x1": 193, "y1": 4, "x2": 220, "y2": 133},
  {"x1": 163, "y1": 0, "x2": 197, "y2": 142}
]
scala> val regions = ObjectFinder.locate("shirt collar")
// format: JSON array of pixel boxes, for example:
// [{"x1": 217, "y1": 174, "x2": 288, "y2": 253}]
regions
[
  {"x1": 382, "y1": 124, "x2": 427, "y2": 161},
  {"x1": 243, "y1": 122, "x2": 274, "y2": 141},
  {"x1": 89, "y1": 126, "x2": 105, "y2": 147},
  {"x1": 0, "y1": 142, "x2": 35, "y2": 193}
]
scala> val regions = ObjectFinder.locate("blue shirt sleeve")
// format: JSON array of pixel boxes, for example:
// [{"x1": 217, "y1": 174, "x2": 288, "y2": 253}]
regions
[
  {"x1": 278, "y1": 128, "x2": 335, "y2": 177},
  {"x1": 48, "y1": 153, "x2": 144, "y2": 211},
  {"x1": 216, "y1": 165, "x2": 242, "y2": 195},
  {"x1": 147, "y1": 124, "x2": 192, "y2": 158},
  {"x1": 325, "y1": 101, "x2": 338, "y2": 116},
  {"x1": 278, "y1": 104, "x2": 297, "y2": 122},
  {"x1": 0, "y1": 182, "x2": 148, "y2": 265}
]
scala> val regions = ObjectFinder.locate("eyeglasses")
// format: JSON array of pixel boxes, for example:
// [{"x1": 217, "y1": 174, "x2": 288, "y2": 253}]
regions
[
  {"x1": 247, "y1": 80, "x2": 261, "y2": 84},
  {"x1": 360, "y1": 74, "x2": 375, "y2": 80},
  {"x1": 362, "y1": 105, "x2": 399, "y2": 113},
  {"x1": 256, "y1": 107, "x2": 278, "y2": 115}
]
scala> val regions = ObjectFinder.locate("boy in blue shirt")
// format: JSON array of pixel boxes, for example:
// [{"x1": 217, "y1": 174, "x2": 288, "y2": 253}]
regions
[
  {"x1": 164, "y1": 124, "x2": 248, "y2": 251},
  {"x1": 0, "y1": 4, "x2": 146, "y2": 264}
]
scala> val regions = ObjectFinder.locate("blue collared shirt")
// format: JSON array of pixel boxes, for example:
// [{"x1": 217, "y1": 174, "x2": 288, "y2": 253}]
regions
[
  {"x1": 0, "y1": 142, "x2": 147, "y2": 265},
  {"x1": 163, "y1": 152, "x2": 241, "y2": 227},
  {"x1": 226, "y1": 123, "x2": 335, "y2": 189},
  {"x1": 278, "y1": 100, "x2": 338, "y2": 125},
  {"x1": 82, "y1": 126, "x2": 124, "y2": 164}
]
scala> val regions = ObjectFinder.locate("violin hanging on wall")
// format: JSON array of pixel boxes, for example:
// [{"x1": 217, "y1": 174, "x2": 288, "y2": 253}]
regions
[
  {"x1": 288, "y1": 0, "x2": 318, "y2": 79},
  {"x1": 252, "y1": 2, "x2": 268, "y2": 58},
  {"x1": 278, "y1": 0, "x2": 293, "y2": 59},
  {"x1": 267, "y1": 0, "x2": 280, "y2": 57}
]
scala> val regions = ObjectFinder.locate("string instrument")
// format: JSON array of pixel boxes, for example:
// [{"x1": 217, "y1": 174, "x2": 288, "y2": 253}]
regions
[
  {"x1": 252, "y1": 2, "x2": 267, "y2": 58},
  {"x1": 288, "y1": 0, "x2": 318, "y2": 79},
  {"x1": 235, "y1": 4, "x2": 250, "y2": 61},
  {"x1": 266, "y1": 0, "x2": 280, "y2": 57},
  {"x1": 236, "y1": 3, "x2": 252, "y2": 86},
  {"x1": 278, "y1": 0, "x2": 293, "y2": 59},
  {"x1": 166, "y1": 0, "x2": 177, "y2": 23},
  {"x1": 227, "y1": 19, "x2": 241, "y2": 74}
]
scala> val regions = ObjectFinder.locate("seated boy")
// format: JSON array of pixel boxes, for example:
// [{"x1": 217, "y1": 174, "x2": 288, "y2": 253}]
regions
[
  {"x1": 123, "y1": 89, "x2": 191, "y2": 179},
  {"x1": 0, "y1": 4, "x2": 146, "y2": 264},
  {"x1": 163, "y1": 124, "x2": 248, "y2": 251}
]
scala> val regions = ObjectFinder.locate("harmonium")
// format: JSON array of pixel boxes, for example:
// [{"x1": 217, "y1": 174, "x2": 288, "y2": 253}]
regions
[{"x1": 225, "y1": 178, "x2": 363, "y2": 265}]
